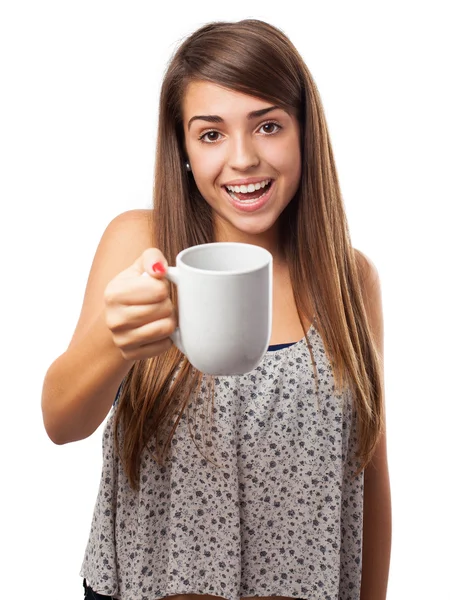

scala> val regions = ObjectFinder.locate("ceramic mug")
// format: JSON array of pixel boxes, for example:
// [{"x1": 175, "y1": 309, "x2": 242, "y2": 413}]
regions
[{"x1": 143, "y1": 242, "x2": 272, "y2": 375}]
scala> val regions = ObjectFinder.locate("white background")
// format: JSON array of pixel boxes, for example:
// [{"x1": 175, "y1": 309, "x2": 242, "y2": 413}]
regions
[{"x1": 1, "y1": 1, "x2": 449, "y2": 598}]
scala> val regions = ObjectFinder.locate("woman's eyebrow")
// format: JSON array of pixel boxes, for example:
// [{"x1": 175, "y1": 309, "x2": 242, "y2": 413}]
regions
[{"x1": 187, "y1": 105, "x2": 280, "y2": 130}]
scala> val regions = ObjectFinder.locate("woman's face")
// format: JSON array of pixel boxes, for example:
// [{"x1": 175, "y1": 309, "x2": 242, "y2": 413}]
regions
[{"x1": 182, "y1": 80, "x2": 301, "y2": 243}]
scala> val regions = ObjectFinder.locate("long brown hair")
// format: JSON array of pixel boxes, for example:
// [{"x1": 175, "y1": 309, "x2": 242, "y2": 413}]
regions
[{"x1": 113, "y1": 19, "x2": 384, "y2": 491}]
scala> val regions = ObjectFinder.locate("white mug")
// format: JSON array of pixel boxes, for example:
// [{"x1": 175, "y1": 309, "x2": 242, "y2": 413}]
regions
[{"x1": 144, "y1": 242, "x2": 272, "y2": 375}]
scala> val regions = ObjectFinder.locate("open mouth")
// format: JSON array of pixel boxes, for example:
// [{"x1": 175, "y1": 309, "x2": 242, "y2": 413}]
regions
[{"x1": 224, "y1": 179, "x2": 273, "y2": 203}]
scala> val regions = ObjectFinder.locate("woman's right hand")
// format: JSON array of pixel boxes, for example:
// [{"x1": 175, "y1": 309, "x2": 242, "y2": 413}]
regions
[{"x1": 103, "y1": 248, "x2": 176, "y2": 361}]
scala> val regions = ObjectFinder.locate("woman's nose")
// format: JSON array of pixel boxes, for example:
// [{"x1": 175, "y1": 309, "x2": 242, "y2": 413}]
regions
[{"x1": 227, "y1": 135, "x2": 260, "y2": 171}]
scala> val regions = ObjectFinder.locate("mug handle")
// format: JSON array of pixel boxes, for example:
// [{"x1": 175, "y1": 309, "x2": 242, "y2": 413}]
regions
[{"x1": 141, "y1": 268, "x2": 185, "y2": 355}]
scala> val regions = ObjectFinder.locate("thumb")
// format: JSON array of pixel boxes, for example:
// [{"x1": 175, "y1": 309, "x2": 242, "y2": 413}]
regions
[{"x1": 136, "y1": 248, "x2": 169, "y2": 279}]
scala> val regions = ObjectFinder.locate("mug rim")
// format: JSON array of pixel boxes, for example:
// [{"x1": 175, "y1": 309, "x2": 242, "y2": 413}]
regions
[{"x1": 177, "y1": 242, "x2": 272, "y2": 275}]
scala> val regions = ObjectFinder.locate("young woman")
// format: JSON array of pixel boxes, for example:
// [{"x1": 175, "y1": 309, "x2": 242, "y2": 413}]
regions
[{"x1": 42, "y1": 19, "x2": 391, "y2": 600}]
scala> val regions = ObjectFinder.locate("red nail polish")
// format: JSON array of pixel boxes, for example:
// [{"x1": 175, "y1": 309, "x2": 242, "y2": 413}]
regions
[{"x1": 152, "y1": 262, "x2": 166, "y2": 274}]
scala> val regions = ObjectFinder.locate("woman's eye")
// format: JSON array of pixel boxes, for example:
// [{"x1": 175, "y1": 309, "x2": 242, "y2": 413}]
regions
[
  {"x1": 199, "y1": 131, "x2": 221, "y2": 143},
  {"x1": 259, "y1": 122, "x2": 281, "y2": 134},
  {"x1": 198, "y1": 122, "x2": 281, "y2": 143}
]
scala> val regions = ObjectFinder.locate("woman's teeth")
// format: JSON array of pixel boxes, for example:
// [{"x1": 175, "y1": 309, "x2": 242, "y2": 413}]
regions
[
  {"x1": 225, "y1": 179, "x2": 272, "y2": 202},
  {"x1": 226, "y1": 179, "x2": 271, "y2": 194}
]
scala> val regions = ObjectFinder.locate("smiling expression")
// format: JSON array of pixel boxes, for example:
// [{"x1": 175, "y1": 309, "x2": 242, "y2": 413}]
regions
[{"x1": 182, "y1": 81, "x2": 302, "y2": 242}]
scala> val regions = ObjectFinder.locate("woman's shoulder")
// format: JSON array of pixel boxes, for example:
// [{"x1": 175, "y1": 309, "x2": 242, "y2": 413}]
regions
[
  {"x1": 108, "y1": 207, "x2": 153, "y2": 229},
  {"x1": 352, "y1": 247, "x2": 383, "y2": 348},
  {"x1": 65, "y1": 208, "x2": 154, "y2": 350},
  {"x1": 353, "y1": 247, "x2": 380, "y2": 286},
  {"x1": 103, "y1": 208, "x2": 154, "y2": 247},
  {"x1": 353, "y1": 248, "x2": 382, "y2": 323},
  {"x1": 105, "y1": 206, "x2": 155, "y2": 257}
]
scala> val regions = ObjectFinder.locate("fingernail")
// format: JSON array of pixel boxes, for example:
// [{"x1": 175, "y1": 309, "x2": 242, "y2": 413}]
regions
[{"x1": 152, "y1": 262, "x2": 166, "y2": 274}]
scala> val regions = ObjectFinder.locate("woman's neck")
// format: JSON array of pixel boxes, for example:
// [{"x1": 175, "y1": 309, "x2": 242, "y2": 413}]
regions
[{"x1": 213, "y1": 218, "x2": 285, "y2": 265}]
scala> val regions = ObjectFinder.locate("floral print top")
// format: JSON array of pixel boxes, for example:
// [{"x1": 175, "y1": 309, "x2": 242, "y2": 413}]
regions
[{"x1": 80, "y1": 321, "x2": 364, "y2": 600}]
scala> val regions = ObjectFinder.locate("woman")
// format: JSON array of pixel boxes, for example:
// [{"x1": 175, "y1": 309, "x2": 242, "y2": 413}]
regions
[{"x1": 42, "y1": 19, "x2": 391, "y2": 600}]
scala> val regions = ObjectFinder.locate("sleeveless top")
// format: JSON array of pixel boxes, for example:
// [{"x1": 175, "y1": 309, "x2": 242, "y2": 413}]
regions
[{"x1": 79, "y1": 321, "x2": 364, "y2": 600}]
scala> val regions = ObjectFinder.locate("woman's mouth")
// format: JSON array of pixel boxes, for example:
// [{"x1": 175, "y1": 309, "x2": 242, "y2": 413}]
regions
[
  {"x1": 225, "y1": 178, "x2": 273, "y2": 203},
  {"x1": 222, "y1": 178, "x2": 275, "y2": 213}
]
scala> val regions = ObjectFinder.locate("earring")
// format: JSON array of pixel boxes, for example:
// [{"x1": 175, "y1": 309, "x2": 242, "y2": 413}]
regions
[{"x1": 185, "y1": 161, "x2": 192, "y2": 172}]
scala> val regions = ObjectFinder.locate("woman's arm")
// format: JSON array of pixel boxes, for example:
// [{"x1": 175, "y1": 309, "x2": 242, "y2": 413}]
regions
[
  {"x1": 356, "y1": 250, "x2": 392, "y2": 599},
  {"x1": 41, "y1": 210, "x2": 152, "y2": 444},
  {"x1": 360, "y1": 430, "x2": 391, "y2": 599}
]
